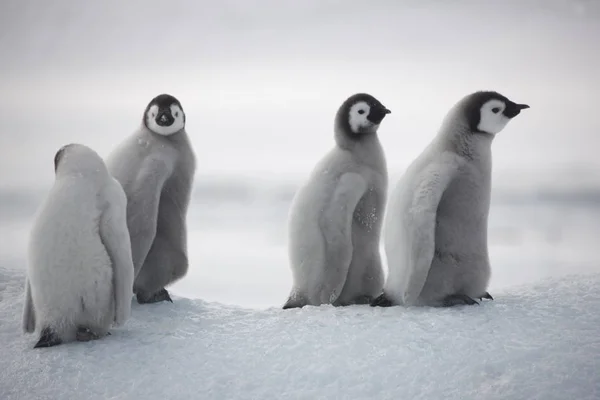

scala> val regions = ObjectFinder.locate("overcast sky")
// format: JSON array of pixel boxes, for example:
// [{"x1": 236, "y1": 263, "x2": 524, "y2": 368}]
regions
[{"x1": 1, "y1": 0, "x2": 599, "y2": 189}]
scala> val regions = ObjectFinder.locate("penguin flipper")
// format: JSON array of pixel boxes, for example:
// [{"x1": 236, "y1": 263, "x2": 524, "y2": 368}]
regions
[
  {"x1": 34, "y1": 327, "x2": 62, "y2": 349},
  {"x1": 318, "y1": 173, "x2": 368, "y2": 304},
  {"x1": 402, "y1": 154, "x2": 462, "y2": 305},
  {"x1": 99, "y1": 180, "x2": 135, "y2": 326},
  {"x1": 125, "y1": 157, "x2": 172, "y2": 278}
]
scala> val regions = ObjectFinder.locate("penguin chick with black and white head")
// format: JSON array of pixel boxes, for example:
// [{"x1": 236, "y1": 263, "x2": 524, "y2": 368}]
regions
[
  {"x1": 373, "y1": 91, "x2": 529, "y2": 308},
  {"x1": 106, "y1": 94, "x2": 196, "y2": 304},
  {"x1": 23, "y1": 143, "x2": 134, "y2": 348},
  {"x1": 283, "y1": 93, "x2": 391, "y2": 309}
]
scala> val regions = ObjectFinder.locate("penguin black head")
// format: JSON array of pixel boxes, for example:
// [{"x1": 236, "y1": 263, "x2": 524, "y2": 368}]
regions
[
  {"x1": 54, "y1": 143, "x2": 74, "y2": 172},
  {"x1": 335, "y1": 93, "x2": 391, "y2": 139},
  {"x1": 53, "y1": 143, "x2": 104, "y2": 176},
  {"x1": 462, "y1": 91, "x2": 529, "y2": 135},
  {"x1": 143, "y1": 94, "x2": 186, "y2": 136}
]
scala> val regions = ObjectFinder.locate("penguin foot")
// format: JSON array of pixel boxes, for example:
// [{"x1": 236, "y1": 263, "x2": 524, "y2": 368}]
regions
[
  {"x1": 479, "y1": 292, "x2": 494, "y2": 301},
  {"x1": 34, "y1": 327, "x2": 62, "y2": 348},
  {"x1": 76, "y1": 327, "x2": 101, "y2": 342},
  {"x1": 334, "y1": 295, "x2": 373, "y2": 307},
  {"x1": 370, "y1": 293, "x2": 394, "y2": 307},
  {"x1": 137, "y1": 288, "x2": 173, "y2": 304},
  {"x1": 442, "y1": 294, "x2": 479, "y2": 307},
  {"x1": 352, "y1": 295, "x2": 374, "y2": 305}
]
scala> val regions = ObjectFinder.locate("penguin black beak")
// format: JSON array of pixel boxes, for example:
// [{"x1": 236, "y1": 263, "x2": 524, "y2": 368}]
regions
[
  {"x1": 367, "y1": 106, "x2": 391, "y2": 124},
  {"x1": 503, "y1": 103, "x2": 530, "y2": 118},
  {"x1": 156, "y1": 110, "x2": 174, "y2": 126}
]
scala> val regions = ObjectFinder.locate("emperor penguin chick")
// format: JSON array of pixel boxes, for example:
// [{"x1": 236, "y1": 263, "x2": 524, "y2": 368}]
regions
[
  {"x1": 284, "y1": 93, "x2": 391, "y2": 309},
  {"x1": 373, "y1": 91, "x2": 529, "y2": 308},
  {"x1": 106, "y1": 94, "x2": 196, "y2": 304},
  {"x1": 23, "y1": 143, "x2": 134, "y2": 348}
]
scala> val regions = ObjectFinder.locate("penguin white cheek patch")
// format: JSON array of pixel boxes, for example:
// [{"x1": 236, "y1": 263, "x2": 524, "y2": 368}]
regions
[
  {"x1": 148, "y1": 105, "x2": 158, "y2": 119},
  {"x1": 478, "y1": 100, "x2": 510, "y2": 135},
  {"x1": 348, "y1": 102, "x2": 371, "y2": 134},
  {"x1": 170, "y1": 104, "x2": 185, "y2": 131}
]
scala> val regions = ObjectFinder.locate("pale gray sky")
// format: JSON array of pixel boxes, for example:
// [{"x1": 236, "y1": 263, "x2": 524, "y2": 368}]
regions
[{"x1": 1, "y1": 0, "x2": 599, "y2": 189}]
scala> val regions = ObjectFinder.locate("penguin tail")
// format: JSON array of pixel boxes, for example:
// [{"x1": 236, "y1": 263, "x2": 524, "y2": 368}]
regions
[
  {"x1": 34, "y1": 327, "x2": 62, "y2": 349},
  {"x1": 282, "y1": 292, "x2": 307, "y2": 309}
]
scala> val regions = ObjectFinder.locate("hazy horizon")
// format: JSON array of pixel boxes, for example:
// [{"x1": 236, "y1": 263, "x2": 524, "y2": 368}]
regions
[{"x1": 1, "y1": 0, "x2": 599, "y2": 190}]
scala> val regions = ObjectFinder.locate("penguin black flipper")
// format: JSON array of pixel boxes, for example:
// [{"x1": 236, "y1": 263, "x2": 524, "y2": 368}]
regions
[
  {"x1": 34, "y1": 327, "x2": 62, "y2": 348},
  {"x1": 370, "y1": 293, "x2": 393, "y2": 307}
]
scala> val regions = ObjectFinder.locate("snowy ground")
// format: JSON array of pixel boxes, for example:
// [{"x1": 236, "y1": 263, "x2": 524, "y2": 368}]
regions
[{"x1": 1, "y1": 266, "x2": 599, "y2": 400}]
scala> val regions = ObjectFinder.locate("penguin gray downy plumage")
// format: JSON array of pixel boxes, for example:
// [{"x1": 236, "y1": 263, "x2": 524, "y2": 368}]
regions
[
  {"x1": 106, "y1": 94, "x2": 196, "y2": 304},
  {"x1": 24, "y1": 143, "x2": 134, "y2": 348},
  {"x1": 373, "y1": 91, "x2": 529, "y2": 308},
  {"x1": 284, "y1": 93, "x2": 391, "y2": 309}
]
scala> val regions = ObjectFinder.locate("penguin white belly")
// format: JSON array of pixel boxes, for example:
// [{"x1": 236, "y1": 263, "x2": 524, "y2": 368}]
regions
[{"x1": 28, "y1": 196, "x2": 114, "y2": 339}]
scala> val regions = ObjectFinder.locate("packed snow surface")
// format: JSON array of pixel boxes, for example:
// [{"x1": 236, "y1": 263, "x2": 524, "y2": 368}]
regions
[{"x1": 1, "y1": 266, "x2": 599, "y2": 400}]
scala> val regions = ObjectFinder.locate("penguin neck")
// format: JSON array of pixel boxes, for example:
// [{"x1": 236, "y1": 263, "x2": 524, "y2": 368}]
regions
[
  {"x1": 437, "y1": 114, "x2": 494, "y2": 162},
  {"x1": 141, "y1": 123, "x2": 188, "y2": 143},
  {"x1": 57, "y1": 160, "x2": 109, "y2": 183},
  {"x1": 335, "y1": 129, "x2": 386, "y2": 171}
]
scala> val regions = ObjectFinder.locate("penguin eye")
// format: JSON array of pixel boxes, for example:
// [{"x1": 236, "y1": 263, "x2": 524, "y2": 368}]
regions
[
  {"x1": 151, "y1": 113, "x2": 156, "y2": 117},
  {"x1": 491, "y1": 107, "x2": 501, "y2": 114},
  {"x1": 175, "y1": 111, "x2": 179, "y2": 117},
  {"x1": 357, "y1": 109, "x2": 365, "y2": 115}
]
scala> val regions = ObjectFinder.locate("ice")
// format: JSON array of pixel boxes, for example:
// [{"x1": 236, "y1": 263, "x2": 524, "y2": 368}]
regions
[{"x1": 1, "y1": 266, "x2": 599, "y2": 400}]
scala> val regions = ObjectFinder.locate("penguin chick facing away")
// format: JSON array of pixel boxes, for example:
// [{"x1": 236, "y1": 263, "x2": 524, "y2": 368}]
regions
[
  {"x1": 106, "y1": 94, "x2": 196, "y2": 304},
  {"x1": 284, "y1": 93, "x2": 391, "y2": 309},
  {"x1": 373, "y1": 91, "x2": 529, "y2": 308},
  {"x1": 23, "y1": 144, "x2": 134, "y2": 348}
]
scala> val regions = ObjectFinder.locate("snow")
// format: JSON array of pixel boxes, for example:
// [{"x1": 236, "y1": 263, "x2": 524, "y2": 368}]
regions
[{"x1": 1, "y1": 266, "x2": 599, "y2": 400}]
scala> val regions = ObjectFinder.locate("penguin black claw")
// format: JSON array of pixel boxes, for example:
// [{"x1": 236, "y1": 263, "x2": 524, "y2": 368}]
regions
[
  {"x1": 370, "y1": 293, "x2": 393, "y2": 307},
  {"x1": 34, "y1": 327, "x2": 62, "y2": 349},
  {"x1": 160, "y1": 289, "x2": 174, "y2": 303},
  {"x1": 442, "y1": 294, "x2": 479, "y2": 307},
  {"x1": 479, "y1": 292, "x2": 494, "y2": 301}
]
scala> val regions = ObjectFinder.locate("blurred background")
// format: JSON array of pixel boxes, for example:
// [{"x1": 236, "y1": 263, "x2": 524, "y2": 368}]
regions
[{"x1": 1, "y1": 0, "x2": 599, "y2": 308}]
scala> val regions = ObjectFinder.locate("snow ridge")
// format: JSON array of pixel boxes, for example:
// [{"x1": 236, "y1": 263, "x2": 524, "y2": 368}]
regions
[{"x1": 1, "y1": 266, "x2": 599, "y2": 400}]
